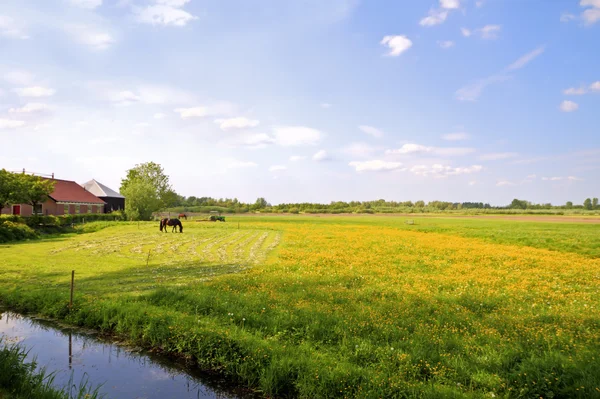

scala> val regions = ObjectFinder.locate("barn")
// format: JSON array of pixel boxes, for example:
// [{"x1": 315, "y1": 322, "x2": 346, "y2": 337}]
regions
[
  {"x1": 81, "y1": 179, "x2": 125, "y2": 213},
  {"x1": 1, "y1": 178, "x2": 106, "y2": 216}
]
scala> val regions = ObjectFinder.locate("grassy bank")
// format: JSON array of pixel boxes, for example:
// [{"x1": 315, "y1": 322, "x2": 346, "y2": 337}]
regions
[
  {"x1": 0, "y1": 339, "x2": 100, "y2": 399},
  {"x1": 0, "y1": 216, "x2": 599, "y2": 398}
]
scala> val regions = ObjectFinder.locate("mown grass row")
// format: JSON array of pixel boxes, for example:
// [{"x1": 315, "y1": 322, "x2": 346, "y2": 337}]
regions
[{"x1": 0, "y1": 218, "x2": 599, "y2": 398}]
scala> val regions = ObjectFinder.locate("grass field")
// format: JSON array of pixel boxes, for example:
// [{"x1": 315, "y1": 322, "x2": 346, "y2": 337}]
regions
[{"x1": 0, "y1": 216, "x2": 599, "y2": 398}]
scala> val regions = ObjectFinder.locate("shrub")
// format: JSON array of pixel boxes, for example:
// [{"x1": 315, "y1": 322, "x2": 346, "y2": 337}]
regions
[{"x1": 0, "y1": 221, "x2": 38, "y2": 243}]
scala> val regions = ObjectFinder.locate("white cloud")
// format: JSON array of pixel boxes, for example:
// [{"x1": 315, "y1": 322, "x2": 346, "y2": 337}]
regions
[
  {"x1": 559, "y1": 100, "x2": 579, "y2": 112},
  {"x1": 564, "y1": 87, "x2": 587, "y2": 95},
  {"x1": 8, "y1": 103, "x2": 50, "y2": 113},
  {"x1": 496, "y1": 180, "x2": 516, "y2": 186},
  {"x1": 358, "y1": 125, "x2": 384, "y2": 138},
  {"x1": 581, "y1": 0, "x2": 600, "y2": 25},
  {"x1": 560, "y1": 12, "x2": 577, "y2": 22},
  {"x1": 410, "y1": 164, "x2": 483, "y2": 178},
  {"x1": 590, "y1": 81, "x2": 600, "y2": 91},
  {"x1": 527, "y1": 174, "x2": 537, "y2": 179},
  {"x1": 456, "y1": 47, "x2": 543, "y2": 101},
  {"x1": 269, "y1": 165, "x2": 287, "y2": 172},
  {"x1": 153, "y1": 112, "x2": 166, "y2": 119},
  {"x1": 420, "y1": 9, "x2": 449, "y2": 26},
  {"x1": 342, "y1": 143, "x2": 377, "y2": 158},
  {"x1": 385, "y1": 143, "x2": 475, "y2": 157},
  {"x1": 506, "y1": 47, "x2": 545, "y2": 71},
  {"x1": 380, "y1": 35, "x2": 413, "y2": 56},
  {"x1": 68, "y1": 0, "x2": 103, "y2": 9},
  {"x1": 232, "y1": 133, "x2": 275, "y2": 149},
  {"x1": 227, "y1": 161, "x2": 258, "y2": 169},
  {"x1": 272, "y1": 126, "x2": 322, "y2": 147},
  {"x1": 289, "y1": 155, "x2": 307, "y2": 162},
  {"x1": 442, "y1": 132, "x2": 469, "y2": 141},
  {"x1": 0, "y1": 15, "x2": 29, "y2": 39},
  {"x1": 4, "y1": 70, "x2": 35, "y2": 86},
  {"x1": 175, "y1": 106, "x2": 207, "y2": 118},
  {"x1": 455, "y1": 74, "x2": 508, "y2": 101},
  {"x1": 542, "y1": 176, "x2": 584, "y2": 181},
  {"x1": 349, "y1": 160, "x2": 404, "y2": 172},
  {"x1": 156, "y1": 0, "x2": 191, "y2": 6},
  {"x1": 136, "y1": 4, "x2": 197, "y2": 27},
  {"x1": 463, "y1": 25, "x2": 501, "y2": 39},
  {"x1": 440, "y1": 0, "x2": 460, "y2": 9},
  {"x1": 70, "y1": 27, "x2": 114, "y2": 50},
  {"x1": 478, "y1": 152, "x2": 518, "y2": 161},
  {"x1": 174, "y1": 102, "x2": 233, "y2": 118},
  {"x1": 214, "y1": 117, "x2": 260, "y2": 130},
  {"x1": 477, "y1": 25, "x2": 501, "y2": 39},
  {"x1": 313, "y1": 150, "x2": 330, "y2": 161},
  {"x1": 438, "y1": 40, "x2": 455, "y2": 49},
  {"x1": 13, "y1": 86, "x2": 55, "y2": 97},
  {"x1": 320, "y1": 103, "x2": 332, "y2": 108},
  {"x1": 0, "y1": 119, "x2": 25, "y2": 129}
]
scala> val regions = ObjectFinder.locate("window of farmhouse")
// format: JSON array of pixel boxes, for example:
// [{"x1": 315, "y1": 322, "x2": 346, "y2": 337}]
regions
[
  {"x1": 75, "y1": 205, "x2": 80, "y2": 214},
  {"x1": 64, "y1": 204, "x2": 69, "y2": 214},
  {"x1": 88, "y1": 205, "x2": 92, "y2": 213},
  {"x1": 33, "y1": 204, "x2": 43, "y2": 215}
]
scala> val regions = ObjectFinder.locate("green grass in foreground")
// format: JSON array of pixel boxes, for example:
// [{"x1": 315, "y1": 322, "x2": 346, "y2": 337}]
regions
[{"x1": 0, "y1": 216, "x2": 599, "y2": 398}]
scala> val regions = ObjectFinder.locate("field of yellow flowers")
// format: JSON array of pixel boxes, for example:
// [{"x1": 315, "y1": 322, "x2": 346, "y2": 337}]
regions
[{"x1": 0, "y1": 216, "x2": 599, "y2": 398}]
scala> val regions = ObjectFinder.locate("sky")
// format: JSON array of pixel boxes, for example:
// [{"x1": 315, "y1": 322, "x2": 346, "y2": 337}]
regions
[{"x1": 0, "y1": 0, "x2": 599, "y2": 205}]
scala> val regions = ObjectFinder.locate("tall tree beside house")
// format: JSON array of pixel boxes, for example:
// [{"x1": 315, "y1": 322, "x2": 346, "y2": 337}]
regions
[
  {"x1": 593, "y1": 198, "x2": 599, "y2": 210},
  {"x1": 583, "y1": 198, "x2": 593, "y2": 210},
  {"x1": 120, "y1": 162, "x2": 175, "y2": 220},
  {"x1": 14, "y1": 173, "x2": 55, "y2": 215},
  {"x1": 0, "y1": 169, "x2": 18, "y2": 209},
  {"x1": 121, "y1": 179, "x2": 161, "y2": 221},
  {"x1": 120, "y1": 162, "x2": 173, "y2": 210}
]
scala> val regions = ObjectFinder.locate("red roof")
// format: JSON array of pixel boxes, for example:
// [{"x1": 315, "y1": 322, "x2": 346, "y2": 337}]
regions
[{"x1": 46, "y1": 179, "x2": 106, "y2": 204}]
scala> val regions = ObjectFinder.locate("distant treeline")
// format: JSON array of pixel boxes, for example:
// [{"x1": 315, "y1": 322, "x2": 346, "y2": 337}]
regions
[{"x1": 165, "y1": 196, "x2": 600, "y2": 214}]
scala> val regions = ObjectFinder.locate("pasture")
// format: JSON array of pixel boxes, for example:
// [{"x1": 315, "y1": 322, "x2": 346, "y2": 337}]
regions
[{"x1": 0, "y1": 216, "x2": 599, "y2": 398}]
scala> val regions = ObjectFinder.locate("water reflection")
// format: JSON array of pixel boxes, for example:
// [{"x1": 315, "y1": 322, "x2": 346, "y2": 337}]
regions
[{"x1": 0, "y1": 310, "x2": 254, "y2": 399}]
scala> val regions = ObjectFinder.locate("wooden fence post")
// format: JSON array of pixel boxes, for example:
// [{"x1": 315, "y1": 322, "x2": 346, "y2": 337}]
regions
[{"x1": 69, "y1": 270, "x2": 74, "y2": 310}]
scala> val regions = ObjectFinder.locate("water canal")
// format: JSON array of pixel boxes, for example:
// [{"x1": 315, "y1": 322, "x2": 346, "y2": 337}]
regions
[{"x1": 0, "y1": 310, "x2": 254, "y2": 399}]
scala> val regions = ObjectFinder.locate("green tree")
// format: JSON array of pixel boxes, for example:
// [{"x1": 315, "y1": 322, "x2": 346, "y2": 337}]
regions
[
  {"x1": 120, "y1": 162, "x2": 172, "y2": 209},
  {"x1": 121, "y1": 179, "x2": 161, "y2": 220},
  {"x1": 593, "y1": 198, "x2": 599, "y2": 209},
  {"x1": 510, "y1": 199, "x2": 528, "y2": 210},
  {"x1": 565, "y1": 201, "x2": 573, "y2": 209},
  {"x1": 414, "y1": 200, "x2": 425, "y2": 208},
  {"x1": 18, "y1": 174, "x2": 55, "y2": 215},
  {"x1": 0, "y1": 169, "x2": 18, "y2": 209},
  {"x1": 253, "y1": 197, "x2": 268, "y2": 209},
  {"x1": 583, "y1": 198, "x2": 593, "y2": 210}
]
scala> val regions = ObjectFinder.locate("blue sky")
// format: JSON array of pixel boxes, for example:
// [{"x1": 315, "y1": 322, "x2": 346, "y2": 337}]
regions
[{"x1": 0, "y1": 0, "x2": 598, "y2": 205}]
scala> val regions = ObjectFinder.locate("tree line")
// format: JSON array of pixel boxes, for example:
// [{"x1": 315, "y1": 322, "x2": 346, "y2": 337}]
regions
[{"x1": 0, "y1": 170, "x2": 55, "y2": 214}]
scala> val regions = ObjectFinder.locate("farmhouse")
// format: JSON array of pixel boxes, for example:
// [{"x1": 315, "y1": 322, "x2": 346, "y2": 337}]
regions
[
  {"x1": 81, "y1": 179, "x2": 125, "y2": 213},
  {"x1": 1, "y1": 178, "x2": 106, "y2": 216}
]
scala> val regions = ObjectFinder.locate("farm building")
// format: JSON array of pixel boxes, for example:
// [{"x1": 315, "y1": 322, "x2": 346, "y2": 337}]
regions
[
  {"x1": 81, "y1": 179, "x2": 125, "y2": 213},
  {"x1": 1, "y1": 178, "x2": 106, "y2": 216}
]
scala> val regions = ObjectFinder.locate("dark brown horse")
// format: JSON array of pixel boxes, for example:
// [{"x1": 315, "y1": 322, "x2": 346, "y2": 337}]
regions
[
  {"x1": 160, "y1": 218, "x2": 183, "y2": 233},
  {"x1": 178, "y1": 213, "x2": 187, "y2": 220}
]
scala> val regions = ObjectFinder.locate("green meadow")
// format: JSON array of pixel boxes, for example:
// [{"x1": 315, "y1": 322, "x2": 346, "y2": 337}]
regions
[{"x1": 0, "y1": 216, "x2": 599, "y2": 398}]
